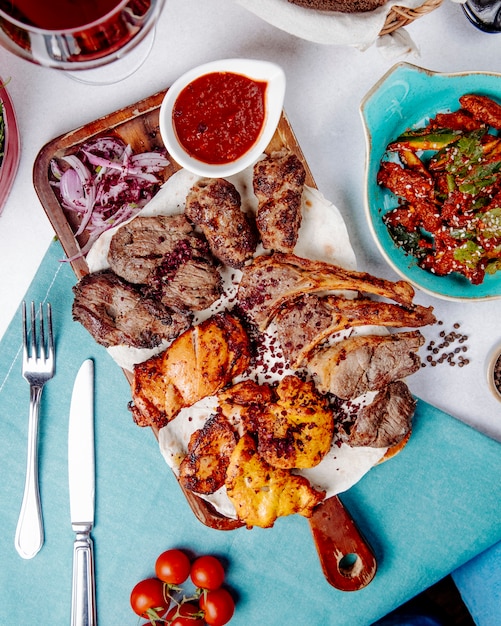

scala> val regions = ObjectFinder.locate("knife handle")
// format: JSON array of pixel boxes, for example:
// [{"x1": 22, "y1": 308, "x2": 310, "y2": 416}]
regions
[{"x1": 71, "y1": 525, "x2": 96, "y2": 626}]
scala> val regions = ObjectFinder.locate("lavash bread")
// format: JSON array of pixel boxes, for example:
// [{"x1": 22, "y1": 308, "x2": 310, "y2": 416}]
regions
[{"x1": 288, "y1": 0, "x2": 388, "y2": 12}]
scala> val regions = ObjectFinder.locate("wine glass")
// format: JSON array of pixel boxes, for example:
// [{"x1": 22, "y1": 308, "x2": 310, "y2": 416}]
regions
[{"x1": 0, "y1": 0, "x2": 166, "y2": 83}]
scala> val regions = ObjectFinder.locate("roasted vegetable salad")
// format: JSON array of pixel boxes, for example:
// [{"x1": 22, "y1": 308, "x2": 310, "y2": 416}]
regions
[{"x1": 377, "y1": 93, "x2": 501, "y2": 285}]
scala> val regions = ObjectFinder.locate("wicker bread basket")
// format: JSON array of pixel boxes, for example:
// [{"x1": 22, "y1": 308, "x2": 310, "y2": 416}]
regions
[{"x1": 379, "y1": 0, "x2": 443, "y2": 35}]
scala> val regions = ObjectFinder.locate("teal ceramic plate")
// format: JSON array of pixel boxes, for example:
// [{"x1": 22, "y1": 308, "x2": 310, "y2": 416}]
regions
[{"x1": 361, "y1": 62, "x2": 501, "y2": 302}]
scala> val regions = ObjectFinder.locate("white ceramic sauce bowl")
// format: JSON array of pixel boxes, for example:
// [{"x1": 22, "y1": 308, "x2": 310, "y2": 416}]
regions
[{"x1": 159, "y1": 58, "x2": 286, "y2": 178}]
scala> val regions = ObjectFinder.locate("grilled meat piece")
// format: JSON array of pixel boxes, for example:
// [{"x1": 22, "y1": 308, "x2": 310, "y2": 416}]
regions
[
  {"x1": 147, "y1": 247, "x2": 222, "y2": 311},
  {"x1": 130, "y1": 312, "x2": 251, "y2": 429},
  {"x1": 253, "y1": 150, "x2": 306, "y2": 252},
  {"x1": 237, "y1": 252, "x2": 417, "y2": 330},
  {"x1": 340, "y1": 381, "x2": 416, "y2": 448},
  {"x1": 108, "y1": 214, "x2": 222, "y2": 311},
  {"x1": 185, "y1": 178, "x2": 258, "y2": 269},
  {"x1": 308, "y1": 331, "x2": 425, "y2": 400},
  {"x1": 108, "y1": 214, "x2": 194, "y2": 283},
  {"x1": 225, "y1": 433, "x2": 325, "y2": 528},
  {"x1": 217, "y1": 380, "x2": 275, "y2": 427},
  {"x1": 179, "y1": 414, "x2": 238, "y2": 495},
  {"x1": 72, "y1": 270, "x2": 192, "y2": 349},
  {"x1": 247, "y1": 375, "x2": 334, "y2": 470},
  {"x1": 276, "y1": 294, "x2": 435, "y2": 367}
]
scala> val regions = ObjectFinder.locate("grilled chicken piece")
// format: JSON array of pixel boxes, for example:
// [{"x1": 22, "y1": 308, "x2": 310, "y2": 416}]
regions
[
  {"x1": 179, "y1": 414, "x2": 238, "y2": 495},
  {"x1": 225, "y1": 433, "x2": 325, "y2": 528},
  {"x1": 217, "y1": 380, "x2": 275, "y2": 427},
  {"x1": 308, "y1": 331, "x2": 425, "y2": 400},
  {"x1": 72, "y1": 270, "x2": 192, "y2": 349},
  {"x1": 237, "y1": 252, "x2": 416, "y2": 330},
  {"x1": 253, "y1": 150, "x2": 306, "y2": 252},
  {"x1": 108, "y1": 214, "x2": 222, "y2": 311},
  {"x1": 340, "y1": 381, "x2": 416, "y2": 448},
  {"x1": 276, "y1": 294, "x2": 435, "y2": 367},
  {"x1": 247, "y1": 375, "x2": 334, "y2": 470},
  {"x1": 185, "y1": 178, "x2": 258, "y2": 269},
  {"x1": 130, "y1": 312, "x2": 251, "y2": 429}
]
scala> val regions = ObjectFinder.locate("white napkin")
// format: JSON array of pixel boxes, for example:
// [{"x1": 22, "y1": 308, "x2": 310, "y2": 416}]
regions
[{"x1": 233, "y1": 0, "x2": 427, "y2": 50}]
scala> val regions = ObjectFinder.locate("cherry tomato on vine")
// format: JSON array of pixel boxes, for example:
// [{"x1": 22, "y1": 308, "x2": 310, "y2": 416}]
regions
[
  {"x1": 190, "y1": 555, "x2": 225, "y2": 590},
  {"x1": 200, "y1": 588, "x2": 235, "y2": 625},
  {"x1": 155, "y1": 548, "x2": 191, "y2": 585},
  {"x1": 166, "y1": 601, "x2": 204, "y2": 626},
  {"x1": 130, "y1": 577, "x2": 169, "y2": 619}
]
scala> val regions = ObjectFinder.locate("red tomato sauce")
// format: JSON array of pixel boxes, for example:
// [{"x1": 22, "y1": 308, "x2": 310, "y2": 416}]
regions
[{"x1": 172, "y1": 71, "x2": 267, "y2": 165}]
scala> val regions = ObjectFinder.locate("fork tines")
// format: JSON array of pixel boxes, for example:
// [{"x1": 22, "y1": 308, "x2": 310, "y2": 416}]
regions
[{"x1": 22, "y1": 301, "x2": 54, "y2": 366}]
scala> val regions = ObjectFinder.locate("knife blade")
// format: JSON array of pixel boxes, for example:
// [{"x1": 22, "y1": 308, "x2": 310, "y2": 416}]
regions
[{"x1": 68, "y1": 359, "x2": 97, "y2": 626}]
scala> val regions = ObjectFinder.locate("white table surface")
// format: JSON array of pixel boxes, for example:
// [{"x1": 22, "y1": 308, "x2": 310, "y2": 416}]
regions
[{"x1": 0, "y1": 0, "x2": 500, "y2": 449}]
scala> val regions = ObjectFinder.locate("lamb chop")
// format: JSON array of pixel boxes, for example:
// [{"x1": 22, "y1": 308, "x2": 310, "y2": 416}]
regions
[
  {"x1": 307, "y1": 331, "x2": 425, "y2": 400},
  {"x1": 339, "y1": 380, "x2": 416, "y2": 448},
  {"x1": 108, "y1": 214, "x2": 222, "y2": 311},
  {"x1": 276, "y1": 294, "x2": 435, "y2": 367},
  {"x1": 253, "y1": 150, "x2": 306, "y2": 252},
  {"x1": 72, "y1": 270, "x2": 192, "y2": 349},
  {"x1": 237, "y1": 252, "x2": 417, "y2": 330},
  {"x1": 185, "y1": 177, "x2": 258, "y2": 269}
]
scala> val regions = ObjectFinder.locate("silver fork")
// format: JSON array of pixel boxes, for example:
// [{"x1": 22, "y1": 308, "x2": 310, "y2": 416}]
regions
[{"x1": 14, "y1": 301, "x2": 55, "y2": 559}]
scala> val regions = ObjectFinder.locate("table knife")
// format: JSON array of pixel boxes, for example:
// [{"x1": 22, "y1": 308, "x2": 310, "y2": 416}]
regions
[{"x1": 68, "y1": 359, "x2": 97, "y2": 626}]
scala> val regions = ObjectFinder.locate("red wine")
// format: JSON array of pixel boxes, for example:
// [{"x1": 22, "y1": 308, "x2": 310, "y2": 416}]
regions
[
  {"x1": 0, "y1": 0, "x2": 153, "y2": 63},
  {"x1": 0, "y1": 0, "x2": 130, "y2": 30}
]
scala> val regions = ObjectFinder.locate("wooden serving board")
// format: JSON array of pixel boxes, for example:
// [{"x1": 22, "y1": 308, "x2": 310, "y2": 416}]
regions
[{"x1": 33, "y1": 89, "x2": 376, "y2": 590}]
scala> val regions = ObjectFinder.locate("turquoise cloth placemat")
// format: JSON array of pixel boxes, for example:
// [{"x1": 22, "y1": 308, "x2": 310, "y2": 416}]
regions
[{"x1": 1, "y1": 239, "x2": 501, "y2": 625}]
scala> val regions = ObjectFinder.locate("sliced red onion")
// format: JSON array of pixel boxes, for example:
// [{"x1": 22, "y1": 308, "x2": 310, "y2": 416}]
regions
[{"x1": 50, "y1": 136, "x2": 169, "y2": 260}]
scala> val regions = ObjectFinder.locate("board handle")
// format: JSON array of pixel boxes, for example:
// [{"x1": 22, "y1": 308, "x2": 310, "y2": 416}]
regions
[{"x1": 309, "y1": 495, "x2": 377, "y2": 591}]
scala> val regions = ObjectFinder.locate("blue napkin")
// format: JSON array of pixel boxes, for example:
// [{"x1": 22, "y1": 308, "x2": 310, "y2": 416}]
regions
[
  {"x1": 1, "y1": 239, "x2": 500, "y2": 625},
  {"x1": 452, "y1": 541, "x2": 501, "y2": 626}
]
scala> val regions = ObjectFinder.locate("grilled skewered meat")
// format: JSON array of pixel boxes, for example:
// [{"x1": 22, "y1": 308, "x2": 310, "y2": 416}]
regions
[
  {"x1": 253, "y1": 150, "x2": 306, "y2": 252},
  {"x1": 185, "y1": 178, "x2": 258, "y2": 269}
]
